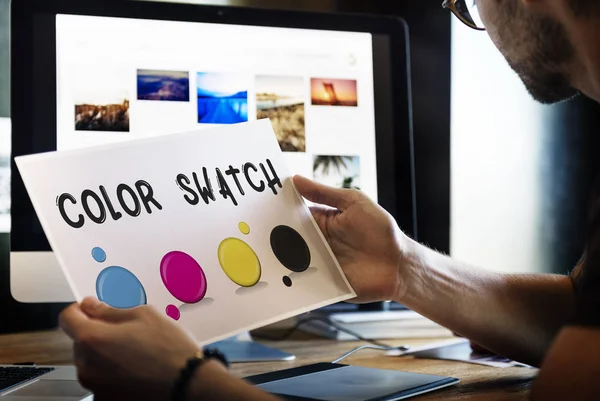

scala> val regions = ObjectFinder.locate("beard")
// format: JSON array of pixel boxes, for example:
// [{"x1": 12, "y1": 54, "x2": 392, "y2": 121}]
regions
[
  {"x1": 501, "y1": 11, "x2": 579, "y2": 104},
  {"x1": 508, "y1": 60, "x2": 578, "y2": 104}
]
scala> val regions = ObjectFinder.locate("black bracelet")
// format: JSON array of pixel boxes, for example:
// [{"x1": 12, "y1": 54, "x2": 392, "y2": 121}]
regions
[
  {"x1": 202, "y1": 348, "x2": 229, "y2": 368},
  {"x1": 171, "y1": 348, "x2": 229, "y2": 401}
]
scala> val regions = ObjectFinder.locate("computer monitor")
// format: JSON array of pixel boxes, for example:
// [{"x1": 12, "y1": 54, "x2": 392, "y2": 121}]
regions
[{"x1": 9, "y1": 0, "x2": 415, "y2": 307}]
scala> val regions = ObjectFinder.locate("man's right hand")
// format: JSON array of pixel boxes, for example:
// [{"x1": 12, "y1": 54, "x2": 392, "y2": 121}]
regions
[{"x1": 293, "y1": 175, "x2": 413, "y2": 304}]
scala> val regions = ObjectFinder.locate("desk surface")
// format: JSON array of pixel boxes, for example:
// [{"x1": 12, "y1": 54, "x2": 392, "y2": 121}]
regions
[{"x1": 0, "y1": 329, "x2": 536, "y2": 400}]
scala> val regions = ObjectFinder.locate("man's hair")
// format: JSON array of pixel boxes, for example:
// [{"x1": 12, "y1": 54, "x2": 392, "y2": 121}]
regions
[{"x1": 569, "y1": 0, "x2": 600, "y2": 16}]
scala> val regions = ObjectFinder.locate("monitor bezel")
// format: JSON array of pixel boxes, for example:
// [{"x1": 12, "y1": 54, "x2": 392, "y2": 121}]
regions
[{"x1": 9, "y1": 0, "x2": 415, "y2": 269}]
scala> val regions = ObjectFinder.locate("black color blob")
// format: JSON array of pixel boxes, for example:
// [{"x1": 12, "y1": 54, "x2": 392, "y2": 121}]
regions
[
  {"x1": 283, "y1": 276, "x2": 292, "y2": 287},
  {"x1": 270, "y1": 225, "x2": 311, "y2": 272}
]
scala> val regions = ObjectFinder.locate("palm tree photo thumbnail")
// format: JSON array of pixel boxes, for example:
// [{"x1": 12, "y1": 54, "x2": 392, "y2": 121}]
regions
[{"x1": 313, "y1": 155, "x2": 361, "y2": 190}]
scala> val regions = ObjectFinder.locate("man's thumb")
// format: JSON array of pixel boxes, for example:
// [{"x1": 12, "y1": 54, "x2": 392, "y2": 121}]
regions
[
  {"x1": 80, "y1": 297, "x2": 140, "y2": 323},
  {"x1": 292, "y1": 175, "x2": 356, "y2": 210}
]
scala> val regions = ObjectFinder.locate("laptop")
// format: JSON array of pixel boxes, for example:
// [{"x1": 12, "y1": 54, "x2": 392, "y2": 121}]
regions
[{"x1": 0, "y1": 365, "x2": 92, "y2": 400}]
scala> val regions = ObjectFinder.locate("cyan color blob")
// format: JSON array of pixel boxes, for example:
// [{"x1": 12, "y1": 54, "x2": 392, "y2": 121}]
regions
[{"x1": 96, "y1": 266, "x2": 146, "y2": 308}]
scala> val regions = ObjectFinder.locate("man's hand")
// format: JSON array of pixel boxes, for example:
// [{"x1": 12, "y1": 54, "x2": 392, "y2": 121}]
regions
[
  {"x1": 293, "y1": 175, "x2": 412, "y2": 303},
  {"x1": 59, "y1": 297, "x2": 206, "y2": 401}
]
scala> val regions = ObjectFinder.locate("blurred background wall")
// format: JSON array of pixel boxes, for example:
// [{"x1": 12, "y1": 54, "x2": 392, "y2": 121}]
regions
[{"x1": 450, "y1": 17, "x2": 600, "y2": 274}]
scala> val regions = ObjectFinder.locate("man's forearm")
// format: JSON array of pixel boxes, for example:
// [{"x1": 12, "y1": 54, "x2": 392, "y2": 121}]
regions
[{"x1": 398, "y1": 240, "x2": 575, "y2": 366}]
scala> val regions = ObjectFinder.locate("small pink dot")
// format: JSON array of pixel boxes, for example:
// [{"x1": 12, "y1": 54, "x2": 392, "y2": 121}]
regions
[{"x1": 166, "y1": 304, "x2": 180, "y2": 320}]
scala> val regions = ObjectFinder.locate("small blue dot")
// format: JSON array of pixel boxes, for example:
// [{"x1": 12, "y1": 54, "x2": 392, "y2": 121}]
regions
[{"x1": 92, "y1": 247, "x2": 106, "y2": 263}]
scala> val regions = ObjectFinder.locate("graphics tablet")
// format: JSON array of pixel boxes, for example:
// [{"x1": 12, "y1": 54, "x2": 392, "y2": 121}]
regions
[{"x1": 245, "y1": 363, "x2": 459, "y2": 401}]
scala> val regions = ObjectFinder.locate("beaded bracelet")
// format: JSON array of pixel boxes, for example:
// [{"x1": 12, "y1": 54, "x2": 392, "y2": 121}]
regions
[{"x1": 171, "y1": 348, "x2": 229, "y2": 401}]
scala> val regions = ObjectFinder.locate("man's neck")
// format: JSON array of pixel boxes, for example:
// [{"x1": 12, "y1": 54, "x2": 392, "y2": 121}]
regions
[{"x1": 563, "y1": 16, "x2": 600, "y2": 102}]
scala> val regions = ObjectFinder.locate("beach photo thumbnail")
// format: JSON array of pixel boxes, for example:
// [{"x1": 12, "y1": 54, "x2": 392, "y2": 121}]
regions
[
  {"x1": 310, "y1": 78, "x2": 358, "y2": 107},
  {"x1": 137, "y1": 69, "x2": 190, "y2": 101},
  {"x1": 313, "y1": 155, "x2": 361, "y2": 190},
  {"x1": 256, "y1": 75, "x2": 305, "y2": 152},
  {"x1": 197, "y1": 72, "x2": 248, "y2": 124}
]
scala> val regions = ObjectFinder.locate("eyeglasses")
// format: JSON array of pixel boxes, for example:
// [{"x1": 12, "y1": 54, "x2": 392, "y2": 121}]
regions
[{"x1": 442, "y1": 0, "x2": 486, "y2": 31}]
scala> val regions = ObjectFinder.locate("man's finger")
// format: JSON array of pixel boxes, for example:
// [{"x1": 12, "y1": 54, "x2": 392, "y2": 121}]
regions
[
  {"x1": 293, "y1": 175, "x2": 358, "y2": 211},
  {"x1": 59, "y1": 303, "x2": 96, "y2": 340},
  {"x1": 80, "y1": 297, "x2": 140, "y2": 323}
]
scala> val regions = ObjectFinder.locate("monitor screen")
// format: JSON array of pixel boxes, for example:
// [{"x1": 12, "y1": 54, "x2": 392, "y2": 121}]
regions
[
  {"x1": 10, "y1": 1, "x2": 413, "y2": 303},
  {"x1": 56, "y1": 14, "x2": 378, "y2": 202}
]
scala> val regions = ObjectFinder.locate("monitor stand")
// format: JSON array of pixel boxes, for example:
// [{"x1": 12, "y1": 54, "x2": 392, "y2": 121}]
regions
[
  {"x1": 319, "y1": 300, "x2": 408, "y2": 318},
  {"x1": 317, "y1": 301, "x2": 414, "y2": 329},
  {"x1": 207, "y1": 331, "x2": 295, "y2": 363}
]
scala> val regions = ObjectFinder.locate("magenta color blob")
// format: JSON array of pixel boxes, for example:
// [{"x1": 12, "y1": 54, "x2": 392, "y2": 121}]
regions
[
  {"x1": 166, "y1": 304, "x2": 180, "y2": 321},
  {"x1": 160, "y1": 251, "x2": 207, "y2": 303}
]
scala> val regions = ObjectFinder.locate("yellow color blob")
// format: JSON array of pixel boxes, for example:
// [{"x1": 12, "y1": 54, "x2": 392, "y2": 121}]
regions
[
  {"x1": 238, "y1": 222, "x2": 250, "y2": 235},
  {"x1": 218, "y1": 238, "x2": 261, "y2": 287}
]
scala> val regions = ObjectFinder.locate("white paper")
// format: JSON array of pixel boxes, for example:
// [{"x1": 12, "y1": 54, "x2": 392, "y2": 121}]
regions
[
  {"x1": 386, "y1": 338, "x2": 533, "y2": 368},
  {"x1": 15, "y1": 119, "x2": 355, "y2": 344}
]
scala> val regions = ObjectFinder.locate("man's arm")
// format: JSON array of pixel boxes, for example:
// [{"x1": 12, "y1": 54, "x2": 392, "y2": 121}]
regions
[
  {"x1": 292, "y1": 175, "x2": 576, "y2": 368},
  {"x1": 399, "y1": 241, "x2": 575, "y2": 367},
  {"x1": 59, "y1": 299, "x2": 282, "y2": 401}
]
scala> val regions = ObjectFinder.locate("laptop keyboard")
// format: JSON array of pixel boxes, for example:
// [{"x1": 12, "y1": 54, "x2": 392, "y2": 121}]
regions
[{"x1": 0, "y1": 366, "x2": 55, "y2": 392}]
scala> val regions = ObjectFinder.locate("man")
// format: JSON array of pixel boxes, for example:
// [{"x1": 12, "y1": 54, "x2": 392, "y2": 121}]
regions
[{"x1": 59, "y1": 0, "x2": 600, "y2": 399}]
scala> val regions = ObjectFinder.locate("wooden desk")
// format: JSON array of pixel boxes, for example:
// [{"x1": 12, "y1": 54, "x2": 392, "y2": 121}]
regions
[{"x1": 0, "y1": 329, "x2": 537, "y2": 400}]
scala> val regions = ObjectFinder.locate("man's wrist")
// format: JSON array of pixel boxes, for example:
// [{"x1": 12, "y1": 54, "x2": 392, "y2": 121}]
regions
[
  {"x1": 186, "y1": 359, "x2": 228, "y2": 401},
  {"x1": 393, "y1": 236, "x2": 426, "y2": 304},
  {"x1": 172, "y1": 349, "x2": 229, "y2": 401}
]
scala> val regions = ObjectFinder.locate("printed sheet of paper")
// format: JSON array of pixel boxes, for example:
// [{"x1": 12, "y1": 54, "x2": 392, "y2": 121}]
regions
[
  {"x1": 386, "y1": 339, "x2": 533, "y2": 368},
  {"x1": 15, "y1": 119, "x2": 355, "y2": 344}
]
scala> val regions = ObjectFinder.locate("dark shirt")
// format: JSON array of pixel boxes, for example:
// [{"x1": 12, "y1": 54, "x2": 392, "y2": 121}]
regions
[{"x1": 570, "y1": 177, "x2": 600, "y2": 326}]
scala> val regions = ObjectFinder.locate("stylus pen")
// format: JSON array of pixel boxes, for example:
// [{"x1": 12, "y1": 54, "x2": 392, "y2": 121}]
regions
[{"x1": 332, "y1": 345, "x2": 411, "y2": 363}]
